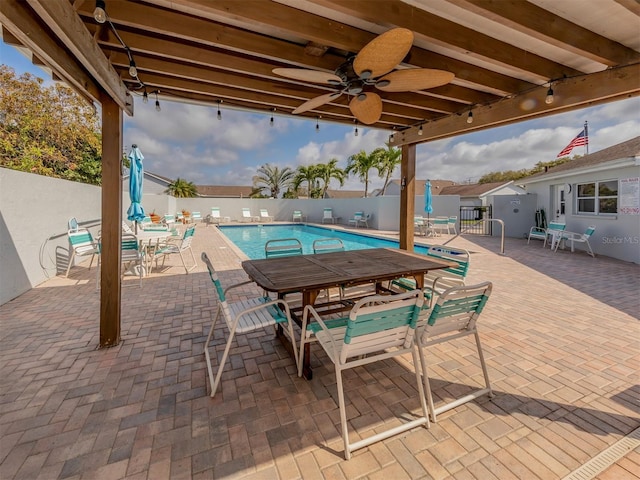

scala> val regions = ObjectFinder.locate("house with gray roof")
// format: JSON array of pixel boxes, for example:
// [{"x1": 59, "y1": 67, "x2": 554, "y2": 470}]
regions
[{"x1": 517, "y1": 136, "x2": 640, "y2": 263}]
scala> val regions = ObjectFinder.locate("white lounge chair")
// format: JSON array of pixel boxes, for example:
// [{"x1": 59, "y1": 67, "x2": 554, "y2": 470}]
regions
[
  {"x1": 209, "y1": 207, "x2": 230, "y2": 224},
  {"x1": 554, "y1": 225, "x2": 596, "y2": 257},
  {"x1": 240, "y1": 208, "x2": 259, "y2": 222},
  {"x1": 259, "y1": 209, "x2": 273, "y2": 222},
  {"x1": 322, "y1": 207, "x2": 337, "y2": 224},
  {"x1": 292, "y1": 210, "x2": 304, "y2": 222}
]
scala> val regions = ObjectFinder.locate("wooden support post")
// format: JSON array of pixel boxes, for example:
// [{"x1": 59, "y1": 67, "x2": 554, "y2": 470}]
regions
[
  {"x1": 99, "y1": 92, "x2": 123, "y2": 348},
  {"x1": 399, "y1": 143, "x2": 416, "y2": 251}
]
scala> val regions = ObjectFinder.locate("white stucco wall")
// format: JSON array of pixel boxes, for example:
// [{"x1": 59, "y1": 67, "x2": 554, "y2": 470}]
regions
[{"x1": 0, "y1": 168, "x2": 101, "y2": 304}]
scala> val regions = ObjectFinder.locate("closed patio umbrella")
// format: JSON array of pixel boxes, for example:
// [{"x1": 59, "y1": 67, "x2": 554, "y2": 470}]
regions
[
  {"x1": 127, "y1": 144, "x2": 145, "y2": 232},
  {"x1": 424, "y1": 180, "x2": 433, "y2": 223}
]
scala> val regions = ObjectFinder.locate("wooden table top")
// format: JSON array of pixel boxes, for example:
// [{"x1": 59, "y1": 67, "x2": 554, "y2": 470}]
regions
[{"x1": 242, "y1": 248, "x2": 455, "y2": 295}]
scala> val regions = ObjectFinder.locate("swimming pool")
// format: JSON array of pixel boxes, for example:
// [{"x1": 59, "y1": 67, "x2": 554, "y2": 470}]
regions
[{"x1": 219, "y1": 224, "x2": 432, "y2": 259}]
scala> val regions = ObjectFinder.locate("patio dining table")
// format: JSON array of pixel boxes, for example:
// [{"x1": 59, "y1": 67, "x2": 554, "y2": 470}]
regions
[
  {"x1": 242, "y1": 247, "x2": 455, "y2": 379},
  {"x1": 135, "y1": 229, "x2": 173, "y2": 275}
]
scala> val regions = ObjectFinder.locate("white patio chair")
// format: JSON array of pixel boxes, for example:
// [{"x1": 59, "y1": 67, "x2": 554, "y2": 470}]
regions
[
  {"x1": 151, "y1": 225, "x2": 197, "y2": 274},
  {"x1": 415, "y1": 282, "x2": 494, "y2": 423},
  {"x1": 210, "y1": 207, "x2": 230, "y2": 224},
  {"x1": 299, "y1": 289, "x2": 430, "y2": 459},
  {"x1": 292, "y1": 210, "x2": 304, "y2": 222},
  {"x1": 431, "y1": 217, "x2": 449, "y2": 236},
  {"x1": 554, "y1": 225, "x2": 596, "y2": 257},
  {"x1": 322, "y1": 207, "x2": 337, "y2": 224},
  {"x1": 240, "y1": 208, "x2": 259, "y2": 223},
  {"x1": 528, "y1": 221, "x2": 565, "y2": 248},
  {"x1": 259, "y1": 209, "x2": 273, "y2": 222},
  {"x1": 201, "y1": 252, "x2": 299, "y2": 397},
  {"x1": 65, "y1": 229, "x2": 99, "y2": 277},
  {"x1": 95, "y1": 233, "x2": 144, "y2": 289},
  {"x1": 348, "y1": 211, "x2": 369, "y2": 228},
  {"x1": 448, "y1": 216, "x2": 458, "y2": 235},
  {"x1": 191, "y1": 211, "x2": 202, "y2": 223}
]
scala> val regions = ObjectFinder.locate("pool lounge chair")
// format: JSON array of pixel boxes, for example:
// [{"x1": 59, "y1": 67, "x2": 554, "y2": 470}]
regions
[
  {"x1": 240, "y1": 208, "x2": 260, "y2": 223},
  {"x1": 209, "y1": 207, "x2": 230, "y2": 224},
  {"x1": 322, "y1": 208, "x2": 338, "y2": 224},
  {"x1": 292, "y1": 210, "x2": 305, "y2": 222},
  {"x1": 554, "y1": 225, "x2": 596, "y2": 257},
  {"x1": 259, "y1": 209, "x2": 273, "y2": 222}
]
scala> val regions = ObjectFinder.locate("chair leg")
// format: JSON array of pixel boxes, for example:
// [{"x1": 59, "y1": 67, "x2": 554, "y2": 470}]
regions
[
  {"x1": 204, "y1": 307, "x2": 227, "y2": 397},
  {"x1": 586, "y1": 240, "x2": 595, "y2": 257},
  {"x1": 411, "y1": 347, "x2": 431, "y2": 429},
  {"x1": 474, "y1": 330, "x2": 493, "y2": 398},
  {"x1": 416, "y1": 343, "x2": 437, "y2": 422},
  {"x1": 65, "y1": 251, "x2": 77, "y2": 277},
  {"x1": 335, "y1": 364, "x2": 351, "y2": 460}
]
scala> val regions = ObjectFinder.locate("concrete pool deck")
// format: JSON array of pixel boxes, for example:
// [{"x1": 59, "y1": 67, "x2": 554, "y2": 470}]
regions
[{"x1": 1, "y1": 222, "x2": 638, "y2": 479}]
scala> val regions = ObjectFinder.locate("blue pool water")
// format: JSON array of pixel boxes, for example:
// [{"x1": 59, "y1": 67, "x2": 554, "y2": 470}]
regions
[{"x1": 219, "y1": 224, "x2": 431, "y2": 259}]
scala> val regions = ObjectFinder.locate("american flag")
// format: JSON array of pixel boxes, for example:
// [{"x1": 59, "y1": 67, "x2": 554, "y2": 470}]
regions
[{"x1": 557, "y1": 129, "x2": 588, "y2": 157}]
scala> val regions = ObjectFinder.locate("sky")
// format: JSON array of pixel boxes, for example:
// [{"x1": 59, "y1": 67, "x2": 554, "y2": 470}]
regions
[{"x1": 3, "y1": 41, "x2": 639, "y2": 192}]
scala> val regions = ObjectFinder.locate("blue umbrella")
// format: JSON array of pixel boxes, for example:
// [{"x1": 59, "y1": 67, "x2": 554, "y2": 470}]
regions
[
  {"x1": 126, "y1": 144, "x2": 145, "y2": 229},
  {"x1": 424, "y1": 180, "x2": 433, "y2": 223}
]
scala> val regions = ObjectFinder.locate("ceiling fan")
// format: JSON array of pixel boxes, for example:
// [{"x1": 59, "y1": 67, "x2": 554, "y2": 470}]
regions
[{"x1": 273, "y1": 28, "x2": 455, "y2": 125}]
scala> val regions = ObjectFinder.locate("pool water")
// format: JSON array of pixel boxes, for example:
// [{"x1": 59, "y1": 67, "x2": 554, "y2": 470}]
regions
[{"x1": 219, "y1": 224, "x2": 432, "y2": 259}]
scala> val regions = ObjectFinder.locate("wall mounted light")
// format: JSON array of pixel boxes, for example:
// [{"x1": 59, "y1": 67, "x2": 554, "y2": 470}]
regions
[
  {"x1": 93, "y1": 0, "x2": 107, "y2": 23},
  {"x1": 545, "y1": 85, "x2": 554, "y2": 104}
]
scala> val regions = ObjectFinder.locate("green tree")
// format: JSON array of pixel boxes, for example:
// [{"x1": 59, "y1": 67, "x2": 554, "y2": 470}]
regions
[
  {"x1": 165, "y1": 177, "x2": 198, "y2": 197},
  {"x1": 252, "y1": 163, "x2": 294, "y2": 198},
  {"x1": 0, "y1": 65, "x2": 102, "y2": 184},
  {"x1": 372, "y1": 143, "x2": 401, "y2": 195},
  {"x1": 478, "y1": 157, "x2": 572, "y2": 183},
  {"x1": 345, "y1": 150, "x2": 377, "y2": 197},
  {"x1": 316, "y1": 158, "x2": 346, "y2": 198},
  {"x1": 293, "y1": 165, "x2": 320, "y2": 198}
]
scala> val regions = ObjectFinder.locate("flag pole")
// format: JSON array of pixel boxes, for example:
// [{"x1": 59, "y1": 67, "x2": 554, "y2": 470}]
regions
[{"x1": 584, "y1": 121, "x2": 589, "y2": 155}]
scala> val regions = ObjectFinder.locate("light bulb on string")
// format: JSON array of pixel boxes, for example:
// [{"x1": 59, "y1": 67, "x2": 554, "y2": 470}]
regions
[
  {"x1": 155, "y1": 91, "x2": 161, "y2": 112},
  {"x1": 128, "y1": 58, "x2": 137, "y2": 78},
  {"x1": 93, "y1": 0, "x2": 107, "y2": 23},
  {"x1": 217, "y1": 100, "x2": 222, "y2": 120},
  {"x1": 545, "y1": 86, "x2": 554, "y2": 104},
  {"x1": 418, "y1": 124, "x2": 423, "y2": 136},
  {"x1": 142, "y1": 90, "x2": 148, "y2": 104},
  {"x1": 315, "y1": 117, "x2": 320, "y2": 133},
  {"x1": 270, "y1": 108, "x2": 275, "y2": 127},
  {"x1": 467, "y1": 110, "x2": 473, "y2": 124}
]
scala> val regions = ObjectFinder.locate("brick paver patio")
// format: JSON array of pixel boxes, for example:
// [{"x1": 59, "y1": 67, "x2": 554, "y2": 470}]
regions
[{"x1": 1, "y1": 223, "x2": 638, "y2": 479}]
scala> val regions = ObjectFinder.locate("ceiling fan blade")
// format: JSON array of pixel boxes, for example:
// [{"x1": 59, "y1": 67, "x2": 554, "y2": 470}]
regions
[
  {"x1": 376, "y1": 69, "x2": 455, "y2": 92},
  {"x1": 292, "y1": 91, "x2": 342, "y2": 114},
  {"x1": 349, "y1": 92, "x2": 382, "y2": 125},
  {"x1": 272, "y1": 68, "x2": 343, "y2": 85},
  {"x1": 353, "y1": 28, "x2": 414, "y2": 79}
]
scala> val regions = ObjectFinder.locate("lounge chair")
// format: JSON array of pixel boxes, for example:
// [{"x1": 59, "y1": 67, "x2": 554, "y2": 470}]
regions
[
  {"x1": 528, "y1": 221, "x2": 565, "y2": 248},
  {"x1": 209, "y1": 207, "x2": 230, "y2": 224},
  {"x1": 322, "y1": 207, "x2": 337, "y2": 224},
  {"x1": 431, "y1": 217, "x2": 449, "y2": 236},
  {"x1": 298, "y1": 289, "x2": 429, "y2": 459},
  {"x1": 554, "y1": 225, "x2": 596, "y2": 257},
  {"x1": 65, "y1": 229, "x2": 100, "y2": 277},
  {"x1": 415, "y1": 282, "x2": 494, "y2": 422},
  {"x1": 259, "y1": 209, "x2": 273, "y2": 222},
  {"x1": 348, "y1": 211, "x2": 369, "y2": 228},
  {"x1": 201, "y1": 252, "x2": 299, "y2": 397},
  {"x1": 448, "y1": 216, "x2": 458, "y2": 235},
  {"x1": 292, "y1": 210, "x2": 304, "y2": 222},
  {"x1": 240, "y1": 208, "x2": 259, "y2": 223},
  {"x1": 191, "y1": 211, "x2": 202, "y2": 223}
]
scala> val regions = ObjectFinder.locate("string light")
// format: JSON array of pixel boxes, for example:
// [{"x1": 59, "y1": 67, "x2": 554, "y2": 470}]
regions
[
  {"x1": 467, "y1": 110, "x2": 474, "y2": 124},
  {"x1": 142, "y1": 90, "x2": 148, "y2": 103},
  {"x1": 217, "y1": 100, "x2": 222, "y2": 120},
  {"x1": 93, "y1": 0, "x2": 106, "y2": 23},
  {"x1": 418, "y1": 124, "x2": 423, "y2": 136},
  {"x1": 354, "y1": 125, "x2": 359, "y2": 137},
  {"x1": 389, "y1": 134, "x2": 394, "y2": 143},
  {"x1": 127, "y1": 53, "x2": 137, "y2": 78},
  {"x1": 545, "y1": 85, "x2": 554, "y2": 104},
  {"x1": 270, "y1": 108, "x2": 275, "y2": 127},
  {"x1": 155, "y1": 91, "x2": 161, "y2": 112},
  {"x1": 315, "y1": 116, "x2": 320, "y2": 133}
]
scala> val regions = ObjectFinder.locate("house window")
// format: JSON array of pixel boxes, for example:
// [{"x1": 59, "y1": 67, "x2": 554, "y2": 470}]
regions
[{"x1": 576, "y1": 180, "x2": 618, "y2": 215}]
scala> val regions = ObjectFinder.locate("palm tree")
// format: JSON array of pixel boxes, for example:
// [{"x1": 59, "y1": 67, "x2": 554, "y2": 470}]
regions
[
  {"x1": 345, "y1": 150, "x2": 377, "y2": 197},
  {"x1": 165, "y1": 177, "x2": 198, "y2": 197},
  {"x1": 372, "y1": 143, "x2": 402, "y2": 195},
  {"x1": 293, "y1": 165, "x2": 319, "y2": 198},
  {"x1": 316, "y1": 158, "x2": 346, "y2": 198},
  {"x1": 252, "y1": 163, "x2": 294, "y2": 198}
]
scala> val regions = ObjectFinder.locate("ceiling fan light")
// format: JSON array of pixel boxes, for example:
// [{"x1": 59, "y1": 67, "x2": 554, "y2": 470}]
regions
[
  {"x1": 376, "y1": 79, "x2": 390, "y2": 88},
  {"x1": 359, "y1": 69, "x2": 372, "y2": 80},
  {"x1": 348, "y1": 86, "x2": 363, "y2": 95},
  {"x1": 357, "y1": 93, "x2": 367, "y2": 101}
]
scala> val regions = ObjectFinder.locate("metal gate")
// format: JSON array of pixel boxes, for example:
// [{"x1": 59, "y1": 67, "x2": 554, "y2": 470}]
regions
[{"x1": 459, "y1": 205, "x2": 492, "y2": 235}]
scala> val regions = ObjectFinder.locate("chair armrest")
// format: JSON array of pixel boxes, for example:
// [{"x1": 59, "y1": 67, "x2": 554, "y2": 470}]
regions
[
  {"x1": 302, "y1": 304, "x2": 339, "y2": 354},
  {"x1": 529, "y1": 226, "x2": 546, "y2": 234},
  {"x1": 430, "y1": 274, "x2": 465, "y2": 293},
  {"x1": 222, "y1": 279, "x2": 257, "y2": 296}
]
